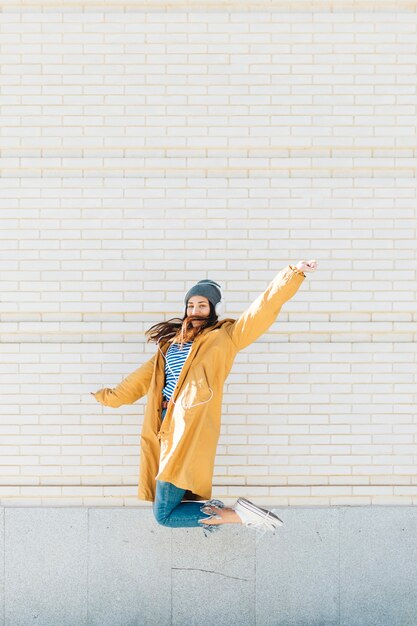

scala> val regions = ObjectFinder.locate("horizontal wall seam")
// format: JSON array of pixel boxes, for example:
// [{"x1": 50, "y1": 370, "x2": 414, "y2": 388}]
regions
[
  {"x1": 2, "y1": 170, "x2": 417, "y2": 178},
  {"x1": 2, "y1": 334, "x2": 416, "y2": 342},
  {"x1": 1, "y1": 313, "x2": 413, "y2": 316},
  {"x1": 0, "y1": 1, "x2": 416, "y2": 9},
  {"x1": 0, "y1": 483, "x2": 415, "y2": 487},
  {"x1": 2, "y1": 147, "x2": 417, "y2": 153}
]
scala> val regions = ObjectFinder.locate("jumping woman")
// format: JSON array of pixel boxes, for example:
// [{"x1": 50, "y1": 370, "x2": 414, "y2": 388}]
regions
[{"x1": 91, "y1": 260, "x2": 317, "y2": 540}]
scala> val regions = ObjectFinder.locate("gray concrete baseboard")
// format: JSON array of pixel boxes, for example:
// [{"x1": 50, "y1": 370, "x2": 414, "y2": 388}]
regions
[{"x1": 1, "y1": 505, "x2": 416, "y2": 626}]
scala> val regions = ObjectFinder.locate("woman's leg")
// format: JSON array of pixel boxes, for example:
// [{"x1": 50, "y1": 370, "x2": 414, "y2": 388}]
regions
[{"x1": 153, "y1": 479, "x2": 230, "y2": 536}]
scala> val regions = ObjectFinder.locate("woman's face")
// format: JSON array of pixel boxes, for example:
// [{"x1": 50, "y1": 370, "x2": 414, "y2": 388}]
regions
[{"x1": 187, "y1": 296, "x2": 210, "y2": 327}]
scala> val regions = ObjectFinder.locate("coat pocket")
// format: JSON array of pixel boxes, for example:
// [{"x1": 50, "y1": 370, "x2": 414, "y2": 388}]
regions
[{"x1": 179, "y1": 363, "x2": 213, "y2": 410}]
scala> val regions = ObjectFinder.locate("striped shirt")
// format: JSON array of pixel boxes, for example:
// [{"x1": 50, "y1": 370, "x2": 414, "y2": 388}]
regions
[{"x1": 162, "y1": 340, "x2": 194, "y2": 401}]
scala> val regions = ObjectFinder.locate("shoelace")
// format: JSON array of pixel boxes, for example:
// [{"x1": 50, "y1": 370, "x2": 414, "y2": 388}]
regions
[
  {"x1": 199, "y1": 498, "x2": 226, "y2": 538},
  {"x1": 246, "y1": 511, "x2": 277, "y2": 543}
]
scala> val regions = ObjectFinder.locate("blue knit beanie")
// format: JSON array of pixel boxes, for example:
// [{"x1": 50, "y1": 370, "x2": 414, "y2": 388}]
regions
[{"x1": 184, "y1": 279, "x2": 222, "y2": 310}]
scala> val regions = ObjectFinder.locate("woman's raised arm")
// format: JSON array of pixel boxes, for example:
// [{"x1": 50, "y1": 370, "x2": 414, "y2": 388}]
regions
[{"x1": 225, "y1": 260, "x2": 316, "y2": 352}]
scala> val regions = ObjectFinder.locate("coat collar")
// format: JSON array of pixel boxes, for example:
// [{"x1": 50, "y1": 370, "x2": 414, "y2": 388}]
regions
[{"x1": 158, "y1": 318, "x2": 235, "y2": 353}]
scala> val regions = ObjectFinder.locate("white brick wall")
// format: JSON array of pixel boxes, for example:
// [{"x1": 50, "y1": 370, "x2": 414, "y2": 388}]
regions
[{"x1": 1, "y1": 2, "x2": 416, "y2": 506}]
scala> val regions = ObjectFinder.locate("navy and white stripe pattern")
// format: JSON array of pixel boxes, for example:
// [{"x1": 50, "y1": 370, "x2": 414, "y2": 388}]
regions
[{"x1": 162, "y1": 340, "x2": 194, "y2": 400}]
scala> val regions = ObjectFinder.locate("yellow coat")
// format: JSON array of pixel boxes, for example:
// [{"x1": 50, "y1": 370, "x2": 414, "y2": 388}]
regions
[{"x1": 92, "y1": 264, "x2": 306, "y2": 502}]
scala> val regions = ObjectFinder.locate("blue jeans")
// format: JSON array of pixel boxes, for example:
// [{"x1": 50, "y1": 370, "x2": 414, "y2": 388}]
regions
[{"x1": 152, "y1": 407, "x2": 226, "y2": 537}]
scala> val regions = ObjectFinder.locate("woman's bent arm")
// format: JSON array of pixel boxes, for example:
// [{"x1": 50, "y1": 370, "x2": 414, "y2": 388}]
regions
[{"x1": 91, "y1": 353, "x2": 156, "y2": 408}]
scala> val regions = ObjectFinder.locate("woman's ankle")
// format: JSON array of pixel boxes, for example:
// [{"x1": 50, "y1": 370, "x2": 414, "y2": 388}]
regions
[{"x1": 200, "y1": 506, "x2": 242, "y2": 525}]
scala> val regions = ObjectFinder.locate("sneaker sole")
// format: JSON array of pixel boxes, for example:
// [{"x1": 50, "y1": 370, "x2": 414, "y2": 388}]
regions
[{"x1": 237, "y1": 497, "x2": 284, "y2": 527}]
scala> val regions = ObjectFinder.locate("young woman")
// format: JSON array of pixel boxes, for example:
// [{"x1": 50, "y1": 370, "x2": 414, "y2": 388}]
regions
[{"x1": 91, "y1": 260, "x2": 317, "y2": 540}]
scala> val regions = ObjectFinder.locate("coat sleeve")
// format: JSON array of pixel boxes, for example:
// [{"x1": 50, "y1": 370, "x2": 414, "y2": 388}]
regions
[
  {"x1": 224, "y1": 264, "x2": 306, "y2": 352},
  {"x1": 92, "y1": 353, "x2": 156, "y2": 408}
]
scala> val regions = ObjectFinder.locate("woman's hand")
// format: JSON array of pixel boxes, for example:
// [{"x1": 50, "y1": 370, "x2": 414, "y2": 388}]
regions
[{"x1": 295, "y1": 259, "x2": 317, "y2": 274}]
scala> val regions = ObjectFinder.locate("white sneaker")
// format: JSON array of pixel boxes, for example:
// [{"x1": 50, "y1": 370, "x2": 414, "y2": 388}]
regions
[{"x1": 232, "y1": 497, "x2": 284, "y2": 541}]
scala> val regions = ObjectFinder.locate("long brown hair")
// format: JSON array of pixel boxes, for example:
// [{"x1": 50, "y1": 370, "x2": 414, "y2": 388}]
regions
[{"x1": 144, "y1": 302, "x2": 219, "y2": 348}]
